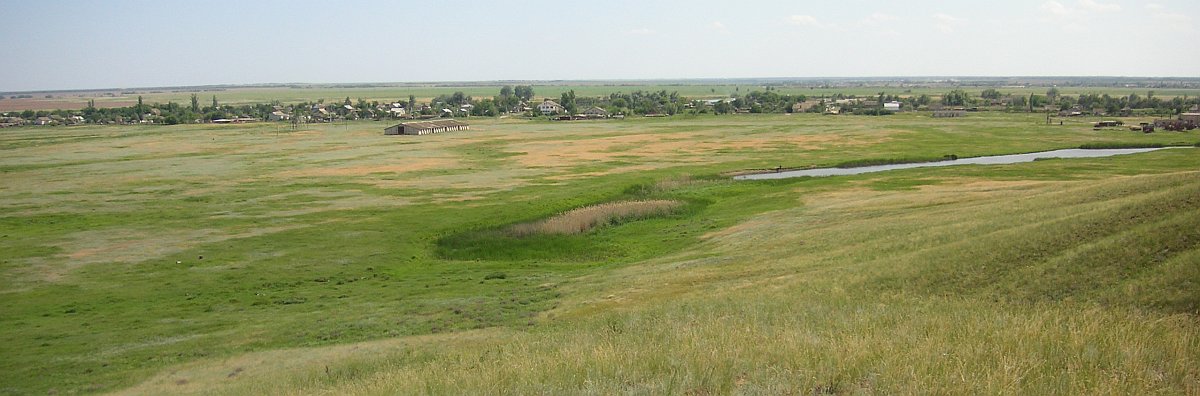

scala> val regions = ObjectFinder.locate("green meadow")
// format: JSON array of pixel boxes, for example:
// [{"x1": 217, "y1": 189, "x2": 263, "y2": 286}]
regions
[{"x1": 1, "y1": 112, "x2": 1198, "y2": 394}]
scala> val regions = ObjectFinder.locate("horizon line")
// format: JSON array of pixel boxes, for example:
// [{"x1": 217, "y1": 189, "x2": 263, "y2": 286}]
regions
[{"x1": 5, "y1": 76, "x2": 1200, "y2": 95}]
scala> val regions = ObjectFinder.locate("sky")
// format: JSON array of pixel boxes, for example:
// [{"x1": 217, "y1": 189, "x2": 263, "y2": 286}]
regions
[{"x1": 0, "y1": 0, "x2": 1197, "y2": 92}]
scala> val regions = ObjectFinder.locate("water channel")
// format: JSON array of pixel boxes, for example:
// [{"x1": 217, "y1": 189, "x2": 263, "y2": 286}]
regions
[{"x1": 734, "y1": 148, "x2": 1170, "y2": 180}]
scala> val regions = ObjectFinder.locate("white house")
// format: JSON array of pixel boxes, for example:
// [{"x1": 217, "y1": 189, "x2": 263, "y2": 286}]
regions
[
  {"x1": 538, "y1": 100, "x2": 563, "y2": 115},
  {"x1": 884, "y1": 101, "x2": 902, "y2": 112}
]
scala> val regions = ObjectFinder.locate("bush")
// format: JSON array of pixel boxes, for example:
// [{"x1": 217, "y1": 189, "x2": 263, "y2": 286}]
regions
[
  {"x1": 483, "y1": 272, "x2": 507, "y2": 280},
  {"x1": 852, "y1": 108, "x2": 894, "y2": 116},
  {"x1": 834, "y1": 156, "x2": 953, "y2": 169},
  {"x1": 1078, "y1": 142, "x2": 1164, "y2": 149}
]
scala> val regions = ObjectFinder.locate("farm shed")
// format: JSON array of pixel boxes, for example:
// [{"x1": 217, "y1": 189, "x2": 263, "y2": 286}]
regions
[
  {"x1": 933, "y1": 110, "x2": 966, "y2": 118},
  {"x1": 1180, "y1": 113, "x2": 1200, "y2": 123},
  {"x1": 384, "y1": 119, "x2": 470, "y2": 136},
  {"x1": 582, "y1": 106, "x2": 609, "y2": 118}
]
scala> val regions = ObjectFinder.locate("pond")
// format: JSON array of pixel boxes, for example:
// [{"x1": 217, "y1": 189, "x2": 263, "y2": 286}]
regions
[{"x1": 734, "y1": 148, "x2": 1170, "y2": 180}]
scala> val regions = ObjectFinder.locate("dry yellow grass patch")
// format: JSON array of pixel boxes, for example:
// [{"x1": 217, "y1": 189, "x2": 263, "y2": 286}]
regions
[
  {"x1": 509, "y1": 200, "x2": 682, "y2": 236},
  {"x1": 274, "y1": 157, "x2": 459, "y2": 178},
  {"x1": 15, "y1": 225, "x2": 306, "y2": 284}
]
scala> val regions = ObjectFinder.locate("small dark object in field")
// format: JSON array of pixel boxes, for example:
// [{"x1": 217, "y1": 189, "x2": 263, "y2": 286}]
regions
[
  {"x1": 484, "y1": 272, "x2": 507, "y2": 280},
  {"x1": 198, "y1": 255, "x2": 203, "y2": 260}
]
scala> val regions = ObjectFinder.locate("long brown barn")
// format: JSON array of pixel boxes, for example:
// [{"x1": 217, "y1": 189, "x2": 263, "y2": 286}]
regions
[{"x1": 384, "y1": 119, "x2": 470, "y2": 135}]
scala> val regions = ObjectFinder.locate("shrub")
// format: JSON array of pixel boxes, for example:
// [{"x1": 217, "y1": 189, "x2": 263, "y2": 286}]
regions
[
  {"x1": 1078, "y1": 142, "x2": 1164, "y2": 149},
  {"x1": 834, "y1": 156, "x2": 953, "y2": 169}
]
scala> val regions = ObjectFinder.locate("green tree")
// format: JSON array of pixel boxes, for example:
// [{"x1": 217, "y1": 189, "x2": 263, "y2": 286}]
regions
[
  {"x1": 211, "y1": 95, "x2": 218, "y2": 109},
  {"x1": 981, "y1": 88, "x2": 1001, "y2": 100},
  {"x1": 500, "y1": 85, "x2": 513, "y2": 97},
  {"x1": 190, "y1": 94, "x2": 199, "y2": 112},
  {"x1": 450, "y1": 92, "x2": 467, "y2": 107},
  {"x1": 560, "y1": 90, "x2": 577, "y2": 114},
  {"x1": 291, "y1": 108, "x2": 302, "y2": 129},
  {"x1": 942, "y1": 89, "x2": 970, "y2": 106},
  {"x1": 514, "y1": 85, "x2": 534, "y2": 101}
]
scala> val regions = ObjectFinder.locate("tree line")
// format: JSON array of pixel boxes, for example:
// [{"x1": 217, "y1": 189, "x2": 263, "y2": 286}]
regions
[{"x1": 3, "y1": 87, "x2": 1197, "y2": 126}]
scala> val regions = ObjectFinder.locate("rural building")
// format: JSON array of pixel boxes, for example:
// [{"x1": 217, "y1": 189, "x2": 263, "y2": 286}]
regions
[
  {"x1": 511, "y1": 101, "x2": 532, "y2": 113},
  {"x1": 884, "y1": 101, "x2": 902, "y2": 112},
  {"x1": 1180, "y1": 113, "x2": 1200, "y2": 123},
  {"x1": 538, "y1": 100, "x2": 564, "y2": 115},
  {"x1": 389, "y1": 106, "x2": 407, "y2": 117},
  {"x1": 311, "y1": 106, "x2": 332, "y2": 122},
  {"x1": 384, "y1": 119, "x2": 470, "y2": 136},
  {"x1": 792, "y1": 101, "x2": 819, "y2": 112},
  {"x1": 582, "y1": 106, "x2": 609, "y2": 118},
  {"x1": 1059, "y1": 105, "x2": 1085, "y2": 117},
  {"x1": 268, "y1": 111, "x2": 291, "y2": 121}
]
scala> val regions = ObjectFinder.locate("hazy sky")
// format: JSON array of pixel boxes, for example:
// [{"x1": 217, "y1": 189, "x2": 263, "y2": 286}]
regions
[{"x1": 1, "y1": 0, "x2": 1197, "y2": 91}]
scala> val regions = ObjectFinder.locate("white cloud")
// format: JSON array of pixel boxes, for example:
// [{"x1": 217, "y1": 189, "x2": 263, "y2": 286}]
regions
[
  {"x1": 787, "y1": 15, "x2": 834, "y2": 29},
  {"x1": 858, "y1": 12, "x2": 898, "y2": 26},
  {"x1": 1152, "y1": 11, "x2": 1195, "y2": 32},
  {"x1": 627, "y1": 27, "x2": 656, "y2": 35},
  {"x1": 1040, "y1": 1, "x2": 1071, "y2": 16},
  {"x1": 1145, "y1": 3, "x2": 1164, "y2": 10},
  {"x1": 1038, "y1": 0, "x2": 1117, "y2": 33},
  {"x1": 932, "y1": 13, "x2": 966, "y2": 33},
  {"x1": 711, "y1": 21, "x2": 728, "y2": 32},
  {"x1": 1078, "y1": 0, "x2": 1120, "y2": 12}
]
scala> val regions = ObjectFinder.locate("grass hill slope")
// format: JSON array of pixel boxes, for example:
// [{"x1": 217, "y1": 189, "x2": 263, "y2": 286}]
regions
[{"x1": 120, "y1": 169, "x2": 1200, "y2": 395}]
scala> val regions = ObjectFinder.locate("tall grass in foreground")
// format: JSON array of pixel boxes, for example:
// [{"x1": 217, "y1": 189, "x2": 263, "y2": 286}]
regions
[{"x1": 508, "y1": 200, "x2": 682, "y2": 236}]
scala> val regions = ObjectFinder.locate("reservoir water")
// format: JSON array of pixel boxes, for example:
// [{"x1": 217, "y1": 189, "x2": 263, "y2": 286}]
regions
[{"x1": 734, "y1": 148, "x2": 1169, "y2": 180}]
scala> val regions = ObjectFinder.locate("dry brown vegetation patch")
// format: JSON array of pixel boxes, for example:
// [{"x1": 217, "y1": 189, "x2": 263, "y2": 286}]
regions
[
  {"x1": 509, "y1": 200, "x2": 683, "y2": 236},
  {"x1": 511, "y1": 130, "x2": 894, "y2": 170}
]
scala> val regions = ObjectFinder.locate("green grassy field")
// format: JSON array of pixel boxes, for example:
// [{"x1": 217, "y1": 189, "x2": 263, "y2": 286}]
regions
[{"x1": 1, "y1": 112, "x2": 1198, "y2": 394}]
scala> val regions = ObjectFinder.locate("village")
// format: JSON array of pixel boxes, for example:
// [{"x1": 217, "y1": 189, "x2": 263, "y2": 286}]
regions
[{"x1": 3, "y1": 85, "x2": 1200, "y2": 134}]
